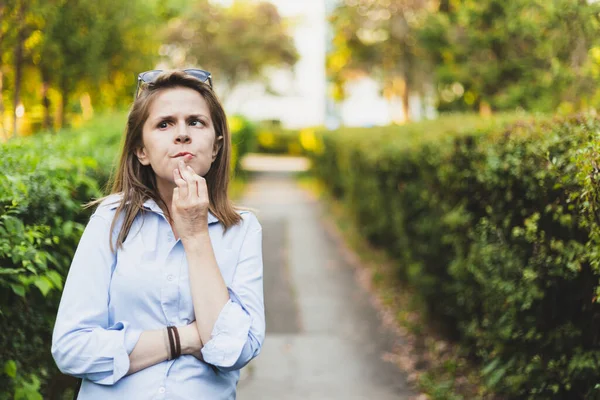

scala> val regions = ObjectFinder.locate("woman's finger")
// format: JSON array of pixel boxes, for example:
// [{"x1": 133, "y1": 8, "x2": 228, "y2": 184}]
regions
[
  {"x1": 178, "y1": 160, "x2": 191, "y2": 181},
  {"x1": 184, "y1": 166, "x2": 198, "y2": 199},
  {"x1": 197, "y1": 175, "x2": 208, "y2": 200},
  {"x1": 174, "y1": 168, "x2": 188, "y2": 200},
  {"x1": 186, "y1": 165, "x2": 201, "y2": 198},
  {"x1": 178, "y1": 161, "x2": 196, "y2": 199}
]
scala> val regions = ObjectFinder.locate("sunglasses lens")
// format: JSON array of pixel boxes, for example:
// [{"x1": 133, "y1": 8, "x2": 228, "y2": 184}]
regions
[
  {"x1": 139, "y1": 70, "x2": 162, "y2": 83},
  {"x1": 184, "y1": 69, "x2": 211, "y2": 86}
]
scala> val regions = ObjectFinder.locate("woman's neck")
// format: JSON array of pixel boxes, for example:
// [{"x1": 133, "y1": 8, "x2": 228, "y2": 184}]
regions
[{"x1": 155, "y1": 178, "x2": 175, "y2": 220}]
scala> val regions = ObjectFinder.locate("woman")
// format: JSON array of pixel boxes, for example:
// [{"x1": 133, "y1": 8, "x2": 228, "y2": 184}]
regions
[{"x1": 51, "y1": 69, "x2": 265, "y2": 399}]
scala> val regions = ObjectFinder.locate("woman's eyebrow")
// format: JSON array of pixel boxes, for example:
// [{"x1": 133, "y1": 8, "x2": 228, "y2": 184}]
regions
[
  {"x1": 152, "y1": 113, "x2": 208, "y2": 122},
  {"x1": 152, "y1": 114, "x2": 210, "y2": 123},
  {"x1": 152, "y1": 114, "x2": 175, "y2": 123},
  {"x1": 186, "y1": 114, "x2": 209, "y2": 120}
]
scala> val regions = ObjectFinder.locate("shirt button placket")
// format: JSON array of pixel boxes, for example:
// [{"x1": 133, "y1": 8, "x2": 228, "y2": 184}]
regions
[
  {"x1": 162, "y1": 251, "x2": 179, "y2": 327},
  {"x1": 163, "y1": 270, "x2": 178, "y2": 310}
]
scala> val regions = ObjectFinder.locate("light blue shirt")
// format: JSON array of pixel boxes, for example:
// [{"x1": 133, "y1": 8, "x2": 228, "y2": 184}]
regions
[{"x1": 51, "y1": 193, "x2": 265, "y2": 399}]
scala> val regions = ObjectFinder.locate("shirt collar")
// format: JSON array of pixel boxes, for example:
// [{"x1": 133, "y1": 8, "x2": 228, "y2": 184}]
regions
[{"x1": 107, "y1": 195, "x2": 219, "y2": 225}]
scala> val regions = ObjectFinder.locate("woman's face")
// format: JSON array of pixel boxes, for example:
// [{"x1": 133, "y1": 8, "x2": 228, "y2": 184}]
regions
[{"x1": 136, "y1": 87, "x2": 223, "y2": 192}]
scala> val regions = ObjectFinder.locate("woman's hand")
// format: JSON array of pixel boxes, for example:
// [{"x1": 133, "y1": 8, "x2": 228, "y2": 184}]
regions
[
  {"x1": 179, "y1": 321, "x2": 205, "y2": 361},
  {"x1": 172, "y1": 159, "x2": 210, "y2": 240}
]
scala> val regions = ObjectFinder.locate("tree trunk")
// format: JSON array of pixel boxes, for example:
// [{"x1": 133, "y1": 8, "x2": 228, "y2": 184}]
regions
[
  {"x1": 0, "y1": 4, "x2": 5, "y2": 139},
  {"x1": 42, "y1": 80, "x2": 52, "y2": 132},
  {"x1": 439, "y1": 0, "x2": 451, "y2": 13},
  {"x1": 0, "y1": 69, "x2": 4, "y2": 140},
  {"x1": 12, "y1": 0, "x2": 25, "y2": 138},
  {"x1": 59, "y1": 83, "x2": 69, "y2": 129},
  {"x1": 40, "y1": 67, "x2": 53, "y2": 132},
  {"x1": 401, "y1": 73, "x2": 410, "y2": 123}
]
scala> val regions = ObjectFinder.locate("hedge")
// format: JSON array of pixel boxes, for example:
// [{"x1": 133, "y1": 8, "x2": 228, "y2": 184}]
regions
[
  {"x1": 0, "y1": 112, "x2": 254, "y2": 399},
  {"x1": 309, "y1": 113, "x2": 600, "y2": 399}
]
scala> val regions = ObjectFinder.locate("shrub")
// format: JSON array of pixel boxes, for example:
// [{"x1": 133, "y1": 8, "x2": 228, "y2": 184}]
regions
[{"x1": 309, "y1": 113, "x2": 600, "y2": 398}]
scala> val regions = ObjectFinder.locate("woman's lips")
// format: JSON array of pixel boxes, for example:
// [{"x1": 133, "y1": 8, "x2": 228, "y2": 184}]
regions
[{"x1": 173, "y1": 152, "x2": 194, "y2": 159}]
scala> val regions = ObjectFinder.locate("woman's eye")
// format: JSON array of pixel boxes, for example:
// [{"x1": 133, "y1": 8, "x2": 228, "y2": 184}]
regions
[
  {"x1": 190, "y1": 119, "x2": 204, "y2": 127},
  {"x1": 158, "y1": 121, "x2": 169, "y2": 129}
]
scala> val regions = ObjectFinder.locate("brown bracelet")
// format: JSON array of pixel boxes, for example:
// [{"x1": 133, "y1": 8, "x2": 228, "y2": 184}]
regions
[
  {"x1": 167, "y1": 326, "x2": 176, "y2": 361},
  {"x1": 172, "y1": 326, "x2": 181, "y2": 358}
]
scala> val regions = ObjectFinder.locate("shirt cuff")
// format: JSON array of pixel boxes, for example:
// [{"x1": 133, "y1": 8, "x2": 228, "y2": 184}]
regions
[
  {"x1": 124, "y1": 326, "x2": 143, "y2": 355},
  {"x1": 94, "y1": 321, "x2": 138, "y2": 385},
  {"x1": 200, "y1": 288, "x2": 252, "y2": 368}
]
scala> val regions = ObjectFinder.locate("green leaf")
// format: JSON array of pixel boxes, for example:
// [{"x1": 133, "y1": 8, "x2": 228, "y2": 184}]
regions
[
  {"x1": 33, "y1": 276, "x2": 53, "y2": 297},
  {"x1": 482, "y1": 357, "x2": 500, "y2": 376},
  {"x1": 0, "y1": 267, "x2": 26, "y2": 275},
  {"x1": 14, "y1": 374, "x2": 42, "y2": 400},
  {"x1": 10, "y1": 284, "x2": 26, "y2": 297},
  {"x1": 63, "y1": 220, "x2": 74, "y2": 237},
  {"x1": 4, "y1": 360, "x2": 17, "y2": 378},
  {"x1": 46, "y1": 270, "x2": 63, "y2": 291},
  {"x1": 2, "y1": 215, "x2": 25, "y2": 236}
]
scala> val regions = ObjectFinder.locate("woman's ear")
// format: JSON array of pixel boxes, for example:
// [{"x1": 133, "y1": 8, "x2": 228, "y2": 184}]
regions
[
  {"x1": 136, "y1": 146, "x2": 151, "y2": 166},
  {"x1": 212, "y1": 136, "x2": 224, "y2": 162}
]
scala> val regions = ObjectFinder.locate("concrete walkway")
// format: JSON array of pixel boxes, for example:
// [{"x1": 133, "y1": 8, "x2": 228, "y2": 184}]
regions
[{"x1": 236, "y1": 162, "x2": 414, "y2": 399}]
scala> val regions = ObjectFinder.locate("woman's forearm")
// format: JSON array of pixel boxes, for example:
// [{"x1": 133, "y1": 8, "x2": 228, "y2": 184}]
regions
[
  {"x1": 182, "y1": 232, "x2": 230, "y2": 345},
  {"x1": 126, "y1": 329, "x2": 169, "y2": 375},
  {"x1": 126, "y1": 325, "x2": 198, "y2": 375}
]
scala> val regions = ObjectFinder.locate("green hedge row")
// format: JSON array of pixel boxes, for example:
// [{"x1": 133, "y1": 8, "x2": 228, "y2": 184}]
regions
[
  {"x1": 254, "y1": 121, "x2": 304, "y2": 155},
  {"x1": 309, "y1": 113, "x2": 600, "y2": 399},
  {"x1": 0, "y1": 113, "x2": 254, "y2": 399}
]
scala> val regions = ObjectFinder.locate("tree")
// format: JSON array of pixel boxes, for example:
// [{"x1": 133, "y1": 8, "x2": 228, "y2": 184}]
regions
[
  {"x1": 162, "y1": 0, "x2": 299, "y2": 102},
  {"x1": 37, "y1": 0, "x2": 165, "y2": 128},
  {"x1": 1, "y1": 0, "x2": 44, "y2": 137},
  {"x1": 0, "y1": 0, "x2": 11, "y2": 136},
  {"x1": 417, "y1": 0, "x2": 600, "y2": 113},
  {"x1": 327, "y1": 0, "x2": 431, "y2": 122}
]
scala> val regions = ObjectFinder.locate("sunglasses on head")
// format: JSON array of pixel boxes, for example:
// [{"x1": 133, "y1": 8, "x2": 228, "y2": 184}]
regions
[{"x1": 134, "y1": 68, "x2": 213, "y2": 99}]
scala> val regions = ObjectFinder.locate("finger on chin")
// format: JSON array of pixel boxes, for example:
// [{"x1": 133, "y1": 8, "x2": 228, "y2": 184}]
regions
[
  {"x1": 174, "y1": 168, "x2": 189, "y2": 199},
  {"x1": 185, "y1": 166, "x2": 198, "y2": 198},
  {"x1": 178, "y1": 160, "x2": 191, "y2": 181}
]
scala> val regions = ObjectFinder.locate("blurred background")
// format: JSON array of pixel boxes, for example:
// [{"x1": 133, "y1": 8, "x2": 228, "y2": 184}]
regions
[
  {"x1": 3, "y1": 0, "x2": 600, "y2": 399},
  {"x1": 5, "y1": 0, "x2": 600, "y2": 137}
]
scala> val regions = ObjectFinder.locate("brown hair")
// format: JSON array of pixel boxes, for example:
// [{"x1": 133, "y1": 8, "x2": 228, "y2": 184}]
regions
[{"x1": 86, "y1": 70, "x2": 242, "y2": 252}]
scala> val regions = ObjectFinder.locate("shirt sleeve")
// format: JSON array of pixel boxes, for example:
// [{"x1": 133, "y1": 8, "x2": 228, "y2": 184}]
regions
[
  {"x1": 201, "y1": 212, "x2": 266, "y2": 371},
  {"x1": 51, "y1": 213, "x2": 143, "y2": 385}
]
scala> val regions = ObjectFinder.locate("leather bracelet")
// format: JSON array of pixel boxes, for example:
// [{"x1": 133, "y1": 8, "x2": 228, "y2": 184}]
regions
[
  {"x1": 167, "y1": 326, "x2": 176, "y2": 361},
  {"x1": 172, "y1": 326, "x2": 181, "y2": 358}
]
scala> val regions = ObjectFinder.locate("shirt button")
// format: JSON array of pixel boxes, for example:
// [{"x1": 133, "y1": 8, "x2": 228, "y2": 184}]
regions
[
  {"x1": 158, "y1": 387, "x2": 165, "y2": 394},
  {"x1": 167, "y1": 274, "x2": 174, "y2": 281}
]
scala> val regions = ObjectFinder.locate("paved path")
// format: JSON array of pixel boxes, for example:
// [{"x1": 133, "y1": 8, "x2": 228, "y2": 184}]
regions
[{"x1": 236, "y1": 164, "x2": 414, "y2": 399}]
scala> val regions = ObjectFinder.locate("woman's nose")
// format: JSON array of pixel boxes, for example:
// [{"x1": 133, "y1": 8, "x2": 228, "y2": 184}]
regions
[{"x1": 175, "y1": 127, "x2": 191, "y2": 143}]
